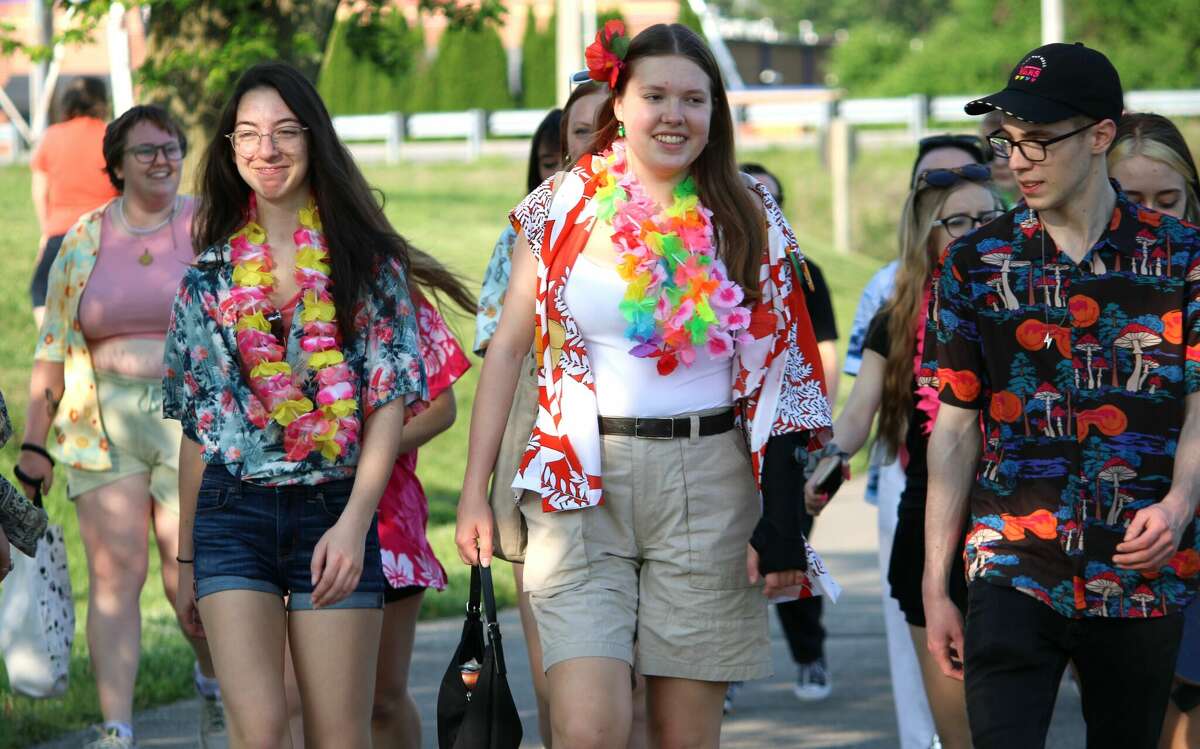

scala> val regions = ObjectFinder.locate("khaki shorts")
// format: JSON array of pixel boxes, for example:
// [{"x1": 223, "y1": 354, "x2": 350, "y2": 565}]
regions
[
  {"x1": 65, "y1": 371, "x2": 181, "y2": 513},
  {"x1": 519, "y1": 418, "x2": 771, "y2": 682}
]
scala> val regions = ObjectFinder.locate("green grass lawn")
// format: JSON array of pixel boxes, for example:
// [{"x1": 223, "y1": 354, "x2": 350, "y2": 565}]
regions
[{"x1": 0, "y1": 146, "x2": 902, "y2": 746}]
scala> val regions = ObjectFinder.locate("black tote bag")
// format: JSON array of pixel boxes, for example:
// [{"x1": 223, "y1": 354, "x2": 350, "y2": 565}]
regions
[{"x1": 436, "y1": 565, "x2": 523, "y2": 749}]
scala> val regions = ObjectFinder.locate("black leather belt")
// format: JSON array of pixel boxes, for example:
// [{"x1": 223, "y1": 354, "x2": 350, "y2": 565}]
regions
[{"x1": 597, "y1": 409, "x2": 736, "y2": 440}]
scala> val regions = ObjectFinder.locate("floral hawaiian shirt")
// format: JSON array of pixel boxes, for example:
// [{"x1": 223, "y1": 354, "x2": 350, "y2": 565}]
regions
[
  {"x1": 926, "y1": 187, "x2": 1200, "y2": 619},
  {"x1": 509, "y1": 158, "x2": 836, "y2": 598},
  {"x1": 377, "y1": 294, "x2": 470, "y2": 591},
  {"x1": 473, "y1": 224, "x2": 518, "y2": 355},
  {"x1": 162, "y1": 244, "x2": 427, "y2": 486}
]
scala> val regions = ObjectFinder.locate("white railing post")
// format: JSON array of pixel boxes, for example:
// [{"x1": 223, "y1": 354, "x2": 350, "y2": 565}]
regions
[
  {"x1": 386, "y1": 113, "x2": 404, "y2": 165},
  {"x1": 467, "y1": 109, "x2": 486, "y2": 162}
]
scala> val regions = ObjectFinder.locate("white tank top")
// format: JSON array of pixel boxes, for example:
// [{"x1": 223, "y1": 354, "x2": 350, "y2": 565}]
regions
[{"x1": 564, "y1": 253, "x2": 734, "y2": 418}]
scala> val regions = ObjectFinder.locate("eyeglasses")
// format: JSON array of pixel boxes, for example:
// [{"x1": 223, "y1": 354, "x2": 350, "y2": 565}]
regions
[
  {"x1": 126, "y1": 142, "x2": 184, "y2": 163},
  {"x1": 933, "y1": 209, "x2": 1007, "y2": 238},
  {"x1": 915, "y1": 163, "x2": 993, "y2": 189},
  {"x1": 987, "y1": 121, "x2": 1100, "y2": 162},
  {"x1": 225, "y1": 125, "x2": 309, "y2": 157}
]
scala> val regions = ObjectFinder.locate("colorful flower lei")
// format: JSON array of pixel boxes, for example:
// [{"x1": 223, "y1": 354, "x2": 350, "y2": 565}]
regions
[
  {"x1": 585, "y1": 19, "x2": 629, "y2": 89},
  {"x1": 593, "y1": 141, "x2": 751, "y2": 375},
  {"x1": 228, "y1": 195, "x2": 359, "y2": 462}
]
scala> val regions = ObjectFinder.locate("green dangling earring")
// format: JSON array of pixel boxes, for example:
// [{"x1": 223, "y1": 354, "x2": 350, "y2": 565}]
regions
[{"x1": 617, "y1": 122, "x2": 626, "y2": 138}]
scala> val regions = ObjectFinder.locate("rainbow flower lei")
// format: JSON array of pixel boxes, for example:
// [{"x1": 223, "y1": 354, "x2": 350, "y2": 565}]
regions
[
  {"x1": 228, "y1": 195, "x2": 359, "y2": 462},
  {"x1": 593, "y1": 141, "x2": 751, "y2": 375}
]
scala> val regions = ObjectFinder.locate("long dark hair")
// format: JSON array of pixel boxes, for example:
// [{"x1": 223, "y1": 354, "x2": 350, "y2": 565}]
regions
[
  {"x1": 527, "y1": 109, "x2": 562, "y2": 193},
  {"x1": 409, "y1": 248, "x2": 475, "y2": 316},
  {"x1": 585, "y1": 24, "x2": 766, "y2": 300},
  {"x1": 193, "y1": 62, "x2": 415, "y2": 344}
]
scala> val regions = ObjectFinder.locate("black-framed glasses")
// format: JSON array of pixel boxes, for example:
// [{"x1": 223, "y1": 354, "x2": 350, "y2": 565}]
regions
[
  {"x1": 915, "y1": 163, "x2": 992, "y2": 189},
  {"x1": 225, "y1": 125, "x2": 309, "y2": 157},
  {"x1": 933, "y1": 209, "x2": 1007, "y2": 238},
  {"x1": 987, "y1": 121, "x2": 1100, "y2": 162},
  {"x1": 126, "y1": 142, "x2": 184, "y2": 163}
]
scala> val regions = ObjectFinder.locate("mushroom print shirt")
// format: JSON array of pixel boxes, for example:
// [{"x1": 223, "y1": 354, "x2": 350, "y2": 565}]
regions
[{"x1": 926, "y1": 186, "x2": 1200, "y2": 619}]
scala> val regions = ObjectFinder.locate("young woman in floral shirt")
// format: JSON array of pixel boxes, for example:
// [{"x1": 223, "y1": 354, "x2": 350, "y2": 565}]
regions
[
  {"x1": 457, "y1": 23, "x2": 832, "y2": 747},
  {"x1": 164, "y1": 63, "x2": 426, "y2": 747}
]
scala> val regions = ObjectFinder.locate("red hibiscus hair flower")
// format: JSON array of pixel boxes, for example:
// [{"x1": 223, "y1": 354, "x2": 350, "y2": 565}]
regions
[{"x1": 586, "y1": 19, "x2": 630, "y2": 89}]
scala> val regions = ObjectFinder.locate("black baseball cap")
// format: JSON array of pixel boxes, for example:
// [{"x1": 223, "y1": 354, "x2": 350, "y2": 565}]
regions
[{"x1": 965, "y1": 43, "x2": 1123, "y2": 125}]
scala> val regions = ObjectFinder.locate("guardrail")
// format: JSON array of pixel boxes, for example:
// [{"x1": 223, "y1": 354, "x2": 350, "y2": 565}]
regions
[{"x1": 322, "y1": 88, "x2": 1200, "y2": 163}]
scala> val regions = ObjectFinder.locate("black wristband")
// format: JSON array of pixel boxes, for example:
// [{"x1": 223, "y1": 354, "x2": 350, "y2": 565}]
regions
[
  {"x1": 20, "y1": 443, "x2": 55, "y2": 467},
  {"x1": 176, "y1": 556, "x2": 194, "y2": 564},
  {"x1": 12, "y1": 464, "x2": 43, "y2": 490}
]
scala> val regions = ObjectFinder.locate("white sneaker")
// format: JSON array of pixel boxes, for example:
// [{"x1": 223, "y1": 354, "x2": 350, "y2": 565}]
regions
[
  {"x1": 723, "y1": 681, "x2": 742, "y2": 715},
  {"x1": 793, "y1": 658, "x2": 832, "y2": 701},
  {"x1": 83, "y1": 727, "x2": 134, "y2": 749},
  {"x1": 199, "y1": 694, "x2": 228, "y2": 749}
]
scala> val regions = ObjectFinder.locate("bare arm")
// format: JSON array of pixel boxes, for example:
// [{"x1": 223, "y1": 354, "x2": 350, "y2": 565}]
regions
[
  {"x1": 922, "y1": 402, "x2": 981, "y2": 680},
  {"x1": 395, "y1": 390, "x2": 456, "y2": 456},
  {"x1": 174, "y1": 435, "x2": 205, "y2": 638},
  {"x1": 311, "y1": 397, "x2": 407, "y2": 607},
  {"x1": 818, "y1": 340, "x2": 840, "y2": 405},
  {"x1": 15, "y1": 359, "x2": 65, "y2": 497},
  {"x1": 31, "y1": 170, "x2": 48, "y2": 246},
  {"x1": 456, "y1": 233, "x2": 538, "y2": 566},
  {"x1": 1114, "y1": 391, "x2": 1200, "y2": 570}
]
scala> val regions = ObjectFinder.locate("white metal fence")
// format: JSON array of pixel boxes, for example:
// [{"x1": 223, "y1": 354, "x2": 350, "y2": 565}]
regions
[
  {"x1": 4, "y1": 89, "x2": 1200, "y2": 165},
  {"x1": 324, "y1": 89, "x2": 1200, "y2": 163}
]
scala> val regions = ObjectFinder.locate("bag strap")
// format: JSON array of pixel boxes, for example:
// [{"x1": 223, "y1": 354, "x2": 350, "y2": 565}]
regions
[
  {"x1": 478, "y1": 565, "x2": 509, "y2": 675},
  {"x1": 467, "y1": 564, "x2": 482, "y2": 618}
]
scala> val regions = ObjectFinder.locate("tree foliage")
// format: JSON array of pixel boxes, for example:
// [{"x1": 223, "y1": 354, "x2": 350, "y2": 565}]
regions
[
  {"x1": 426, "y1": 22, "x2": 514, "y2": 112},
  {"x1": 5, "y1": 0, "x2": 506, "y2": 138},
  {"x1": 676, "y1": 0, "x2": 704, "y2": 36},
  {"x1": 521, "y1": 8, "x2": 556, "y2": 109},
  {"x1": 318, "y1": 10, "x2": 424, "y2": 115}
]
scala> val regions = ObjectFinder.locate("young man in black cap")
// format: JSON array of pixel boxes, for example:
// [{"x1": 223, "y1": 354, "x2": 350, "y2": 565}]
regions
[{"x1": 922, "y1": 42, "x2": 1200, "y2": 747}]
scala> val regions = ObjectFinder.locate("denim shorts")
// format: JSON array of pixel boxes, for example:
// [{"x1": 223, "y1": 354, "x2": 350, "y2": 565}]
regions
[{"x1": 193, "y1": 465, "x2": 385, "y2": 610}]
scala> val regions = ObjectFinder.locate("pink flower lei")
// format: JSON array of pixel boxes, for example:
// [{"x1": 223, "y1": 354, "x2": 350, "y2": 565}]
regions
[
  {"x1": 228, "y1": 195, "x2": 359, "y2": 462},
  {"x1": 592, "y1": 141, "x2": 752, "y2": 375}
]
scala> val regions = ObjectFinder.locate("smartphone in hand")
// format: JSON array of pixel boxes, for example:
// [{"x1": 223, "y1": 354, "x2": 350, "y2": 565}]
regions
[{"x1": 811, "y1": 457, "x2": 845, "y2": 499}]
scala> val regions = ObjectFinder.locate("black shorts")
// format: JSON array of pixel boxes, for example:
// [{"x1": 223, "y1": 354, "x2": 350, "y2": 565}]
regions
[
  {"x1": 30, "y1": 234, "x2": 65, "y2": 307},
  {"x1": 888, "y1": 506, "x2": 969, "y2": 627},
  {"x1": 384, "y1": 583, "x2": 426, "y2": 604}
]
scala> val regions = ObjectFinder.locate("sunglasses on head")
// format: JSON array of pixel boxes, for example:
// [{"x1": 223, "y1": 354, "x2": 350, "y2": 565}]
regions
[
  {"x1": 911, "y1": 134, "x2": 991, "y2": 180},
  {"x1": 916, "y1": 163, "x2": 993, "y2": 189}
]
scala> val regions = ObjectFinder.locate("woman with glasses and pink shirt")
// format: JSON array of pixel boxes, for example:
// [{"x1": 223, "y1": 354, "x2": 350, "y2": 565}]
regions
[
  {"x1": 17, "y1": 105, "x2": 222, "y2": 749},
  {"x1": 806, "y1": 164, "x2": 1004, "y2": 749}
]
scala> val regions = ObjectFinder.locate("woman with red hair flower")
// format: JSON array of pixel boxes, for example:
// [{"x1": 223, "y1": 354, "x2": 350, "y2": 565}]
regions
[{"x1": 457, "y1": 22, "x2": 833, "y2": 747}]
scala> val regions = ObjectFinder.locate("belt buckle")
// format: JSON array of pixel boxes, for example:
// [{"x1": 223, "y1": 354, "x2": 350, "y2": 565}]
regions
[{"x1": 634, "y1": 417, "x2": 673, "y2": 440}]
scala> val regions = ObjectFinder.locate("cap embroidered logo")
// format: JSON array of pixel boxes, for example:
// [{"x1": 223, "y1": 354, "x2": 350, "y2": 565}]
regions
[{"x1": 1014, "y1": 55, "x2": 1047, "y2": 83}]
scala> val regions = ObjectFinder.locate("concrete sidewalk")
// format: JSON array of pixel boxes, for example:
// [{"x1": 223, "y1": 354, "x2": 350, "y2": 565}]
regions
[{"x1": 36, "y1": 479, "x2": 1087, "y2": 748}]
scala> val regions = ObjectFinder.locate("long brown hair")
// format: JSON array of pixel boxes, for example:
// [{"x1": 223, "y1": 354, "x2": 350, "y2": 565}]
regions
[
  {"x1": 193, "y1": 63, "x2": 415, "y2": 345},
  {"x1": 585, "y1": 23, "x2": 765, "y2": 299},
  {"x1": 408, "y1": 248, "x2": 475, "y2": 316},
  {"x1": 1108, "y1": 112, "x2": 1200, "y2": 222},
  {"x1": 876, "y1": 181, "x2": 1000, "y2": 456}
]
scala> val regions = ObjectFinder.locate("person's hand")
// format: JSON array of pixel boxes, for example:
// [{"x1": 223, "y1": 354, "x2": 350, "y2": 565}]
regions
[
  {"x1": 15, "y1": 449, "x2": 53, "y2": 500},
  {"x1": 0, "y1": 527, "x2": 11, "y2": 582},
  {"x1": 310, "y1": 515, "x2": 369, "y2": 608},
  {"x1": 803, "y1": 455, "x2": 847, "y2": 516},
  {"x1": 1114, "y1": 496, "x2": 1191, "y2": 572},
  {"x1": 174, "y1": 563, "x2": 206, "y2": 639},
  {"x1": 455, "y1": 490, "x2": 495, "y2": 566},
  {"x1": 747, "y1": 544, "x2": 806, "y2": 598},
  {"x1": 923, "y1": 592, "x2": 965, "y2": 680}
]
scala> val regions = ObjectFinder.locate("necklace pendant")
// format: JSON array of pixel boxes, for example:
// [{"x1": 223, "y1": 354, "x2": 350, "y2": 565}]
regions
[
  {"x1": 138, "y1": 248, "x2": 153, "y2": 266},
  {"x1": 1043, "y1": 332, "x2": 1054, "y2": 349}
]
